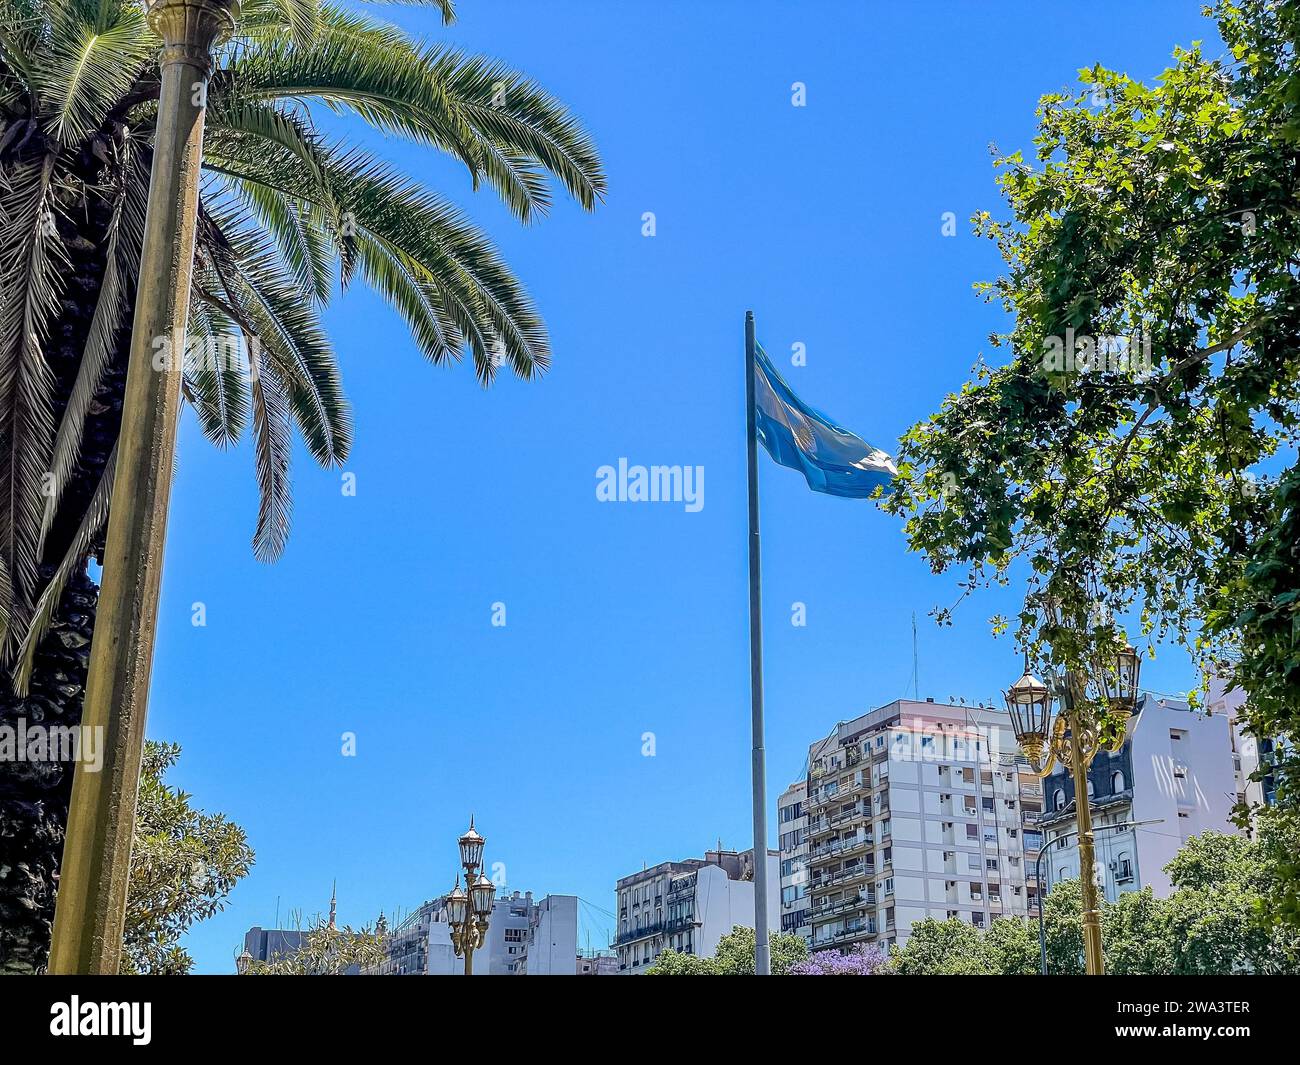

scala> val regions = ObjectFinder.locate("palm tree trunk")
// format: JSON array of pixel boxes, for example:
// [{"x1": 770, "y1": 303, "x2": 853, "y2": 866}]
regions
[
  {"x1": 0, "y1": 173, "x2": 129, "y2": 974},
  {"x1": 0, "y1": 573, "x2": 97, "y2": 973}
]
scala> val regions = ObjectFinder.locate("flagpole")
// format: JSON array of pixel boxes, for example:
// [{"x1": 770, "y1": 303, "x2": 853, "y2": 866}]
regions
[{"x1": 744, "y1": 309, "x2": 772, "y2": 976}]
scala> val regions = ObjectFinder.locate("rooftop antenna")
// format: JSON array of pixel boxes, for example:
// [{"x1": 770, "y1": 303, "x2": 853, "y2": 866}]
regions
[{"x1": 911, "y1": 612, "x2": 920, "y2": 700}]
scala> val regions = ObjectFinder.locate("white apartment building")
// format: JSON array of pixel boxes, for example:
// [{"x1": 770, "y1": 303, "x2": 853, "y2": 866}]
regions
[
  {"x1": 1206, "y1": 673, "x2": 1281, "y2": 816},
  {"x1": 369, "y1": 890, "x2": 578, "y2": 975},
  {"x1": 613, "y1": 848, "x2": 780, "y2": 973},
  {"x1": 778, "y1": 779, "x2": 811, "y2": 943},
  {"x1": 797, "y1": 699, "x2": 1043, "y2": 952},
  {"x1": 1038, "y1": 694, "x2": 1237, "y2": 902},
  {"x1": 515, "y1": 894, "x2": 580, "y2": 974}
]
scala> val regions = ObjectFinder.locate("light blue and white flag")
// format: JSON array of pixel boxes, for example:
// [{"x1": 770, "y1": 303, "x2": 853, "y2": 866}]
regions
[{"x1": 752, "y1": 343, "x2": 895, "y2": 497}]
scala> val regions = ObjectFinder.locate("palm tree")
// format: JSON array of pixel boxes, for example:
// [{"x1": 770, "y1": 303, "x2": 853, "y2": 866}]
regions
[{"x1": 0, "y1": 0, "x2": 604, "y2": 972}]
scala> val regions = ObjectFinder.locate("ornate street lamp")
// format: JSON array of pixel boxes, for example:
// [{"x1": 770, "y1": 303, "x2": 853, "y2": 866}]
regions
[
  {"x1": 471, "y1": 873, "x2": 495, "y2": 920},
  {"x1": 448, "y1": 819, "x2": 493, "y2": 974},
  {"x1": 1004, "y1": 667, "x2": 1052, "y2": 767},
  {"x1": 1003, "y1": 637, "x2": 1142, "y2": 976},
  {"x1": 1093, "y1": 642, "x2": 1142, "y2": 717},
  {"x1": 458, "y1": 818, "x2": 486, "y2": 872}
]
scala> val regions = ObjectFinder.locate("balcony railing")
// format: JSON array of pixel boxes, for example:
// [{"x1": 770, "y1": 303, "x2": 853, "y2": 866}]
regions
[
  {"x1": 615, "y1": 921, "x2": 665, "y2": 946},
  {"x1": 809, "y1": 892, "x2": 876, "y2": 919},
  {"x1": 809, "y1": 864, "x2": 871, "y2": 892},
  {"x1": 808, "y1": 834, "x2": 873, "y2": 864}
]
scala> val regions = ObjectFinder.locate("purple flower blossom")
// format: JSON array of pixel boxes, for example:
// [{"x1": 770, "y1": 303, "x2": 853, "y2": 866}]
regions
[{"x1": 788, "y1": 943, "x2": 887, "y2": 976}]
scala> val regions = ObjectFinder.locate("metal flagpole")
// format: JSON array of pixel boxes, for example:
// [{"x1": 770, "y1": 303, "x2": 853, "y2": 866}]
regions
[{"x1": 743, "y1": 310, "x2": 772, "y2": 975}]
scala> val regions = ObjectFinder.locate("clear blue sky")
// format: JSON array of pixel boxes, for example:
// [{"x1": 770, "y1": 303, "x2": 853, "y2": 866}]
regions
[{"x1": 159, "y1": 1, "x2": 1221, "y2": 971}]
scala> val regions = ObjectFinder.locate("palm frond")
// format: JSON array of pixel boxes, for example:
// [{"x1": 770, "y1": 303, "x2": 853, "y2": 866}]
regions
[
  {"x1": 39, "y1": 0, "x2": 154, "y2": 146},
  {"x1": 220, "y1": 12, "x2": 484, "y2": 178},
  {"x1": 428, "y1": 48, "x2": 606, "y2": 215},
  {"x1": 361, "y1": 0, "x2": 456, "y2": 23},
  {"x1": 42, "y1": 138, "x2": 147, "y2": 537},
  {"x1": 11, "y1": 444, "x2": 115, "y2": 693},
  {"x1": 201, "y1": 137, "x2": 550, "y2": 380},
  {"x1": 183, "y1": 289, "x2": 250, "y2": 447},
  {"x1": 199, "y1": 204, "x2": 349, "y2": 465},
  {"x1": 246, "y1": 339, "x2": 293, "y2": 562},
  {"x1": 0, "y1": 155, "x2": 66, "y2": 617}
]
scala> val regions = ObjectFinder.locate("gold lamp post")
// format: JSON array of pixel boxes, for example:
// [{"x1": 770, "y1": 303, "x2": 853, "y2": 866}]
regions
[
  {"x1": 448, "y1": 819, "x2": 494, "y2": 975},
  {"x1": 1004, "y1": 641, "x2": 1141, "y2": 975}
]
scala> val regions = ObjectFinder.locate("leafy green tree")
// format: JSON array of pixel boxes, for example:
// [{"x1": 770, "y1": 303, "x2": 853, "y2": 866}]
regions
[
  {"x1": 886, "y1": 917, "x2": 986, "y2": 974},
  {"x1": 887, "y1": 916, "x2": 1037, "y2": 975},
  {"x1": 981, "y1": 914, "x2": 1039, "y2": 975},
  {"x1": 121, "y1": 741, "x2": 254, "y2": 974},
  {"x1": 646, "y1": 926, "x2": 809, "y2": 975},
  {"x1": 1102, "y1": 887, "x2": 1173, "y2": 975},
  {"x1": 243, "y1": 919, "x2": 387, "y2": 975},
  {"x1": 882, "y1": 0, "x2": 1300, "y2": 919},
  {"x1": 1161, "y1": 829, "x2": 1300, "y2": 973},
  {"x1": 0, "y1": 0, "x2": 603, "y2": 973}
]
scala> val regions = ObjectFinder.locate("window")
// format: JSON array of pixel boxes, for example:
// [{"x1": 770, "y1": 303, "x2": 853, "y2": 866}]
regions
[
  {"x1": 1116, "y1": 852, "x2": 1134, "y2": 882},
  {"x1": 1054, "y1": 788, "x2": 1066, "y2": 810},
  {"x1": 986, "y1": 858, "x2": 998, "y2": 871},
  {"x1": 982, "y1": 797, "x2": 995, "y2": 812},
  {"x1": 1112, "y1": 770, "x2": 1125, "y2": 792},
  {"x1": 972, "y1": 912, "x2": 985, "y2": 929},
  {"x1": 966, "y1": 824, "x2": 978, "y2": 840}
]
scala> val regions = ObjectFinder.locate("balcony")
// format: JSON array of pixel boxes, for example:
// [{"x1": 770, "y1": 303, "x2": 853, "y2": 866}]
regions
[
  {"x1": 809, "y1": 891, "x2": 876, "y2": 920},
  {"x1": 809, "y1": 863, "x2": 870, "y2": 892},
  {"x1": 615, "y1": 921, "x2": 665, "y2": 946},
  {"x1": 808, "y1": 834, "x2": 872, "y2": 865}
]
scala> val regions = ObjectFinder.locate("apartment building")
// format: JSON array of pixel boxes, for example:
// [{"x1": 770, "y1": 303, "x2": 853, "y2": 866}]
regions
[
  {"x1": 796, "y1": 699, "x2": 1042, "y2": 952},
  {"x1": 613, "y1": 848, "x2": 780, "y2": 973},
  {"x1": 1037, "y1": 694, "x2": 1237, "y2": 901},
  {"x1": 515, "y1": 894, "x2": 579, "y2": 975},
  {"x1": 366, "y1": 890, "x2": 578, "y2": 975},
  {"x1": 778, "y1": 779, "x2": 811, "y2": 943},
  {"x1": 1206, "y1": 672, "x2": 1281, "y2": 817}
]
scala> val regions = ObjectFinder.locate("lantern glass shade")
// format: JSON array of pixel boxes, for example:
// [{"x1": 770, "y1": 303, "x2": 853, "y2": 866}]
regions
[
  {"x1": 458, "y1": 820, "x2": 485, "y2": 870},
  {"x1": 447, "y1": 882, "x2": 468, "y2": 926},
  {"x1": 1003, "y1": 670, "x2": 1052, "y2": 749},
  {"x1": 1093, "y1": 642, "x2": 1141, "y2": 711},
  {"x1": 470, "y1": 874, "x2": 495, "y2": 919},
  {"x1": 1115, "y1": 643, "x2": 1141, "y2": 707}
]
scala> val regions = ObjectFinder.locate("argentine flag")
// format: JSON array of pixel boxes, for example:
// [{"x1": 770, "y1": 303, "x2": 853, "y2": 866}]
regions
[{"x1": 752, "y1": 343, "x2": 895, "y2": 498}]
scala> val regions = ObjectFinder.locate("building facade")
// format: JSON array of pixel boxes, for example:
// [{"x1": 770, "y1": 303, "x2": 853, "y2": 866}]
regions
[
  {"x1": 1207, "y1": 672, "x2": 1280, "y2": 818},
  {"x1": 367, "y1": 890, "x2": 579, "y2": 975},
  {"x1": 613, "y1": 848, "x2": 780, "y2": 973},
  {"x1": 778, "y1": 779, "x2": 811, "y2": 943},
  {"x1": 1037, "y1": 694, "x2": 1237, "y2": 902},
  {"x1": 795, "y1": 699, "x2": 1042, "y2": 953}
]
